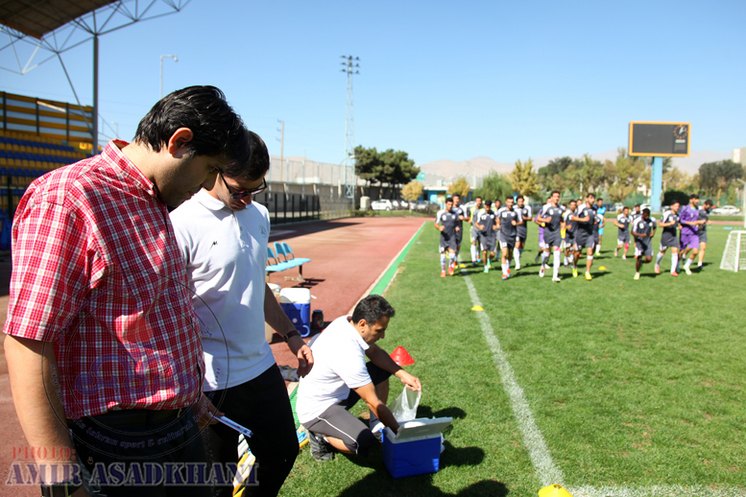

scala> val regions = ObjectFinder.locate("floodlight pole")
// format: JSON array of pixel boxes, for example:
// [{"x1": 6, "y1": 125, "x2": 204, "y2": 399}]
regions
[
  {"x1": 160, "y1": 54, "x2": 179, "y2": 97},
  {"x1": 92, "y1": 34, "x2": 99, "y2": 152},
  {"x1": 651, "y1": 156, "x2": 663, "y2": 213},
  {"x1": 341, "y1": 55, "x2": 359, "y2": 201}
]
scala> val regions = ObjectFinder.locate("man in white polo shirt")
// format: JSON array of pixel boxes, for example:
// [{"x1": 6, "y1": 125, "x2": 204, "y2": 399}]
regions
[
  {"x1": 170, "y1": 130, "x2": 313, "y2": 497},
  {"x1": 296, "y1": 295, "x2": 421, "y2": 461}
]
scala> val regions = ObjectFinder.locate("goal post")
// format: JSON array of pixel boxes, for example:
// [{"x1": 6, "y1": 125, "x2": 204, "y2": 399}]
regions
[{"x1": 720, "y1": 230, "x2": 746, "y2": 272}]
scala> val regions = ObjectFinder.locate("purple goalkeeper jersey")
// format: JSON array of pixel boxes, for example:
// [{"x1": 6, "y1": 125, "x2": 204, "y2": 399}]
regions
[{"x1": 679, "y1": 204, "x2": 699, "y2": 236}]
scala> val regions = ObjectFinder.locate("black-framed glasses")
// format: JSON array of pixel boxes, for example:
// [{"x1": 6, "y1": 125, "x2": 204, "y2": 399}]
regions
[{"x1": 220, "y1": 174, "x2": 267, "y2": 200}]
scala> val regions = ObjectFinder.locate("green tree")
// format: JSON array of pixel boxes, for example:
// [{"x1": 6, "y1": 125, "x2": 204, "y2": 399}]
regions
[
  {"x1": 605, "y1": 148, "x2": 647, "y2": 202},
  {"x1": 353, "y1": 146, "x2": 420, "y2": 197},
  {"x1": 476, "y1": 172, "x2": 512, "y2": 202},
  {"x1": 699, "y1": 160, "x2": 743, "y2": 201},
  {"x1": 663, "y1": 166, "x2": 695, "y2": 192},
  {"x1": 509, "y1": 158, "x2": 539, "y2": 197},
  {"x1": 401, "y1": 180, "x2": 424, "y2": 206},
  {"x1": 354, "y1": 145, "x2": 381, "y2": 186},
  {"x1": 573, "y1": 154, "x2": 605, "y2": 195},
  {"x1": 447, "y1": 176, "x2": 471, "y2": 198},
  {"x1": 538, "y1": 156, "x2": 573, "y2": 192}
]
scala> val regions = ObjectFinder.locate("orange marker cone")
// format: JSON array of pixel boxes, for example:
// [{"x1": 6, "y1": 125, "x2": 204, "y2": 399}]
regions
[{"x1": 390, "y1": 346, "x2": 415, "y2": 367}]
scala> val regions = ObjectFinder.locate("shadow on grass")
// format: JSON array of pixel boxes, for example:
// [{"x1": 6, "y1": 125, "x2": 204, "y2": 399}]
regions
[{"x1": 337, "y1": 441, "x2": 508, "y2": 497}]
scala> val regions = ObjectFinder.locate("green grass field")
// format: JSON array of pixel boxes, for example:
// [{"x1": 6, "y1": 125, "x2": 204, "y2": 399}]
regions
[{"x1": 281, "y1": 222, "x2": 746, "y2": 497}]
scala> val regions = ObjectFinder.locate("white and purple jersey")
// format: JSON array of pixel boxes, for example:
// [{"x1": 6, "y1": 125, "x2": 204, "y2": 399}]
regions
[
  {"x1": 516, "y1": 204, "x2": 532, "y2": 239},
  {"x1": 616, "y1": 213, "x2": 630, "y2": 242},
  {"x1": 540, "y1": 203, "x2": 564, "y2": 246},
  {"x1": 497, "y1": 206, "x2": 522, "y2": 241},
  {"x1": 660, "y1": 209, "x2": 679, "y2": 247}
]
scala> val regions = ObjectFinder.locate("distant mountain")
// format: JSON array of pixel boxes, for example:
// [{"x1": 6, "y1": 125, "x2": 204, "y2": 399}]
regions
[{"x1": 417, "y1": 157, "x2": 514, "y2": 186}]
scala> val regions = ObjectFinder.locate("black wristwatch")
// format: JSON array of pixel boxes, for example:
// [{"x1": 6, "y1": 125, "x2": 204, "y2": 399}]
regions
[
  {"x1": 284, "y1": 329, "x2": 300, "y2": 342},
  {"x1": 40, "y1": 481, "x2": 82, "y2": 497}
]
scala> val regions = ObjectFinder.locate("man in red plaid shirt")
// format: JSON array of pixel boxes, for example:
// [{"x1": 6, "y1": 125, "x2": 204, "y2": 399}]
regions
[{"x1": 3, "y1": 86, "x2": 253, "y2": 497}]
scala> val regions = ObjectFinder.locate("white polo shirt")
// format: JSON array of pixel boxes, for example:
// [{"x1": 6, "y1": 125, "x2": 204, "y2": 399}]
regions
[
  {"x1": 296, "y1": 316, "x2": 372, "y2": 424},
  {"x1": 170, "y1": 189, "x2": 275, "y2": 391}
]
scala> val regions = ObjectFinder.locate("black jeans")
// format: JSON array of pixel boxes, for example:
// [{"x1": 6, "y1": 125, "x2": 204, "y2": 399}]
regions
[
  {"x1": 69, "y1": 408, "x2": 212, "y2": 497},
  {"x1": 203, "y1": 364, "x2": 298, "y2": 497}
]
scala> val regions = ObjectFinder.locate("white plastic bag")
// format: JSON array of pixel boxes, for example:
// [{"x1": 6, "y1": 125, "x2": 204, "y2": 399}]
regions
[{"x1": 390, "y1": 387, "x2": 421, "y2": 422}]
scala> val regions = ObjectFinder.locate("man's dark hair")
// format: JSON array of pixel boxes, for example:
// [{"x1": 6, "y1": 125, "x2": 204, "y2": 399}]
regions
[
  {"x1": 445, "y1": 197, "x2": 453, "y2": 204},
  {"x1": 352, "y1": 295, "x2": 395, "y2": 324},
  {"x1": 134, "y1": 85, "x2": 253, "y2": 171},
  {"x1": 505, "y1": 195, "x2": 513, "y2": 201},
  {"x1": 690, "y1": 193, "x2": 699, "y2": 200},
  {"x1": 222, "y1": 130, "x2": 270, "y2": 181},
  {"x1": 551, "y1": 190, "x2": 560, "y2": 196},
  {"x1": 475, "y1": 196, "x2": 482, "y2": 201},
  {"x1": 704, "y1": 199, "x2": 713, "y2": 207},
  {"x1": 642, "y1": 208, "x2": 651, "y2": 215},
  {"x1": 516, "y1": 195, "x2": 524, "y2": 201}
]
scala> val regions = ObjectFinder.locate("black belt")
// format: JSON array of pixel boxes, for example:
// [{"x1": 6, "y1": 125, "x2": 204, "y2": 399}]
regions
[{"x1": 80, "y1": 407, "x2": 189, "y2": 428}]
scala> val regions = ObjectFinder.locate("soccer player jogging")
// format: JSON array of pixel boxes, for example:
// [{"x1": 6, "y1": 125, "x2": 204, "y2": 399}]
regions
[
  {"x1": 435, "y1": 197, "x2": 459, "y2": 277},
  {"x1": 563, "y1": 199, "x2": 579, "y2": 276},
  {"x1": 572, "y1": 193, "x2": 597, "y2": 280},
  {"x1": 594, "y1": 197, "x2": 607, "y2": 255},
  {"x1": 514, "y1": 195, "x2": 532, "y2": 270},
  {"x1": 452, "y1": 193, "x2": 466, "y2": 264},
  {"x1": 613, "y1": 206, "x2": 631, "y2": 259},
  {"x1": 536, "y1": 190, "x2": 564, "y2": 282},
  {"x1": 632, "y1": 208, "x2": 657, "y2": 280},
  {"x1": 655, "y1": 200, "x2": 681, "y2": 276},
  {"x1": 496, "y1": 196, "x2": 522, "y2": 279},
  {"x1": 535, "y1": 195, "x2": 551, "y2": 266},
  {"x1": 697, "y1": 199, "x2": 713, "y2": 269},
  {"x1": 468, "y1": 196, "x2": 484, "y2": 265},
  {"x1": 679, "y1": 193, "x2": 704, "y2": 275},
  {"x1": 474, "y1": 200, "x2": 498, "y2": 273}
]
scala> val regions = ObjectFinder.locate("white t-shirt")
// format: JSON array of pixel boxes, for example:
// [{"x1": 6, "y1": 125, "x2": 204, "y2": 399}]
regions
[
  {"x1": 296, "y1": 316, "x2": 372, "y2": 424},
  {"x1": 170, "y1": 189, "x2": 275, "y2": 391}
]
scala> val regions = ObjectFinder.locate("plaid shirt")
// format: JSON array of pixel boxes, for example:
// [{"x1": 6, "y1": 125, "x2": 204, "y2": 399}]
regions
[{"x1": 3, "y1": 140, "x2": 203, "y2": 419}]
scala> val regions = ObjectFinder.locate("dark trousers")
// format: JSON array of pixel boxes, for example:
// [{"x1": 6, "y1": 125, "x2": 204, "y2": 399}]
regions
[
  {"x1": 204, "y1": 364, "x2": 298, "y2": 497},
  {"x1": 69, "y1": 408, "x2": 211, "y2": 497}
]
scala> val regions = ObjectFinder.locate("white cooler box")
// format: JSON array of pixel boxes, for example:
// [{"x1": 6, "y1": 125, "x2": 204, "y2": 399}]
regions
[{"x1": 279, "y1": 288, "x2": 311, "y2": 337}]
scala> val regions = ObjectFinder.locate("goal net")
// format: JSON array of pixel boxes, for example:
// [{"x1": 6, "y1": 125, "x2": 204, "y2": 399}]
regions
[{"x1": 720, "y1": 230, "x2": 746, "y2": 272}]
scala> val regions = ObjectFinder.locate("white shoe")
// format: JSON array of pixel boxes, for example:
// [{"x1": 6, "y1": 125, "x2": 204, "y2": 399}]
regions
[
  {"x1": 552, "y1": 276, "x2": 561, "y2": 282},
  {"x1": 684, "y1": 266, "x2": 692, "y2": 276},
  {"x1": 539, "y1": 267, "x2": 545, "y2": 278},
  {"x1": 634, "y1": 272, "x2": 640, "y2": 280}
]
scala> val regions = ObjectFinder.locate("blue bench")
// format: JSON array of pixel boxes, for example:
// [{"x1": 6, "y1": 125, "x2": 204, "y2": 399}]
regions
[{"x1": 267, "y1": 241, "x2": 311, "y2": 280}]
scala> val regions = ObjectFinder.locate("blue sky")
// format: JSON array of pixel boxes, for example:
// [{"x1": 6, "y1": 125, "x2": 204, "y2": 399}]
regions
[{"x1": 2, "y1": 0, "x2": 745, "y2": 167}]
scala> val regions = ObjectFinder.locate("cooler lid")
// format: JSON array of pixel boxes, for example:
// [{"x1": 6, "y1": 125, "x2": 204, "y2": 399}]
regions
[{"x1": 389, "y1": 416, "x2": 453, "y2": 441}]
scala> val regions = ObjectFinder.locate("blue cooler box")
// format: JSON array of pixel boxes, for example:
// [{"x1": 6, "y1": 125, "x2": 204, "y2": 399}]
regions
[
  {"x1": 382, "y1": 417, "x2": 453, "y2": 478},
  {"x1": 279, "y1": 288, "x2": 311, "y2": 337}
]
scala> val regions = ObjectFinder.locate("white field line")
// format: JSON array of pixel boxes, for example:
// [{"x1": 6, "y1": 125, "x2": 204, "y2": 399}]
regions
[
  {"x1": 464, "y1": 276, "x2": 745, "y2": 497},
  {"x1": 463, "y1": 276, "x2": 564, "y2": 486},
  {"x1": 570, "y1": 485, "x2": 746, "y2": 497}
]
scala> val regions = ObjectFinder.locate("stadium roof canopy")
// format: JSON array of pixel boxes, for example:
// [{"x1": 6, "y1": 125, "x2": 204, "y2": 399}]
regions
[
  {"x1": 0, "y1": 0, "x2": 116, "y2": 39},
  {"x1": 0, "y1": 0, "x2": 191, "y2": 149}
]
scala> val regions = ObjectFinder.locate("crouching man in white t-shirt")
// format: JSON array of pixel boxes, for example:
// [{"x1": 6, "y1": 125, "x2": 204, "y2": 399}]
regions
[{"x1": 296, "y1": 294, "x2": 421, "y2": 461}]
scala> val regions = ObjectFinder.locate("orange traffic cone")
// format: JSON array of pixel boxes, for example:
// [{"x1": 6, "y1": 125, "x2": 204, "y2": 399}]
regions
[{"x1": 390, "y1": 346, "x2": 415, "y2": 367}]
